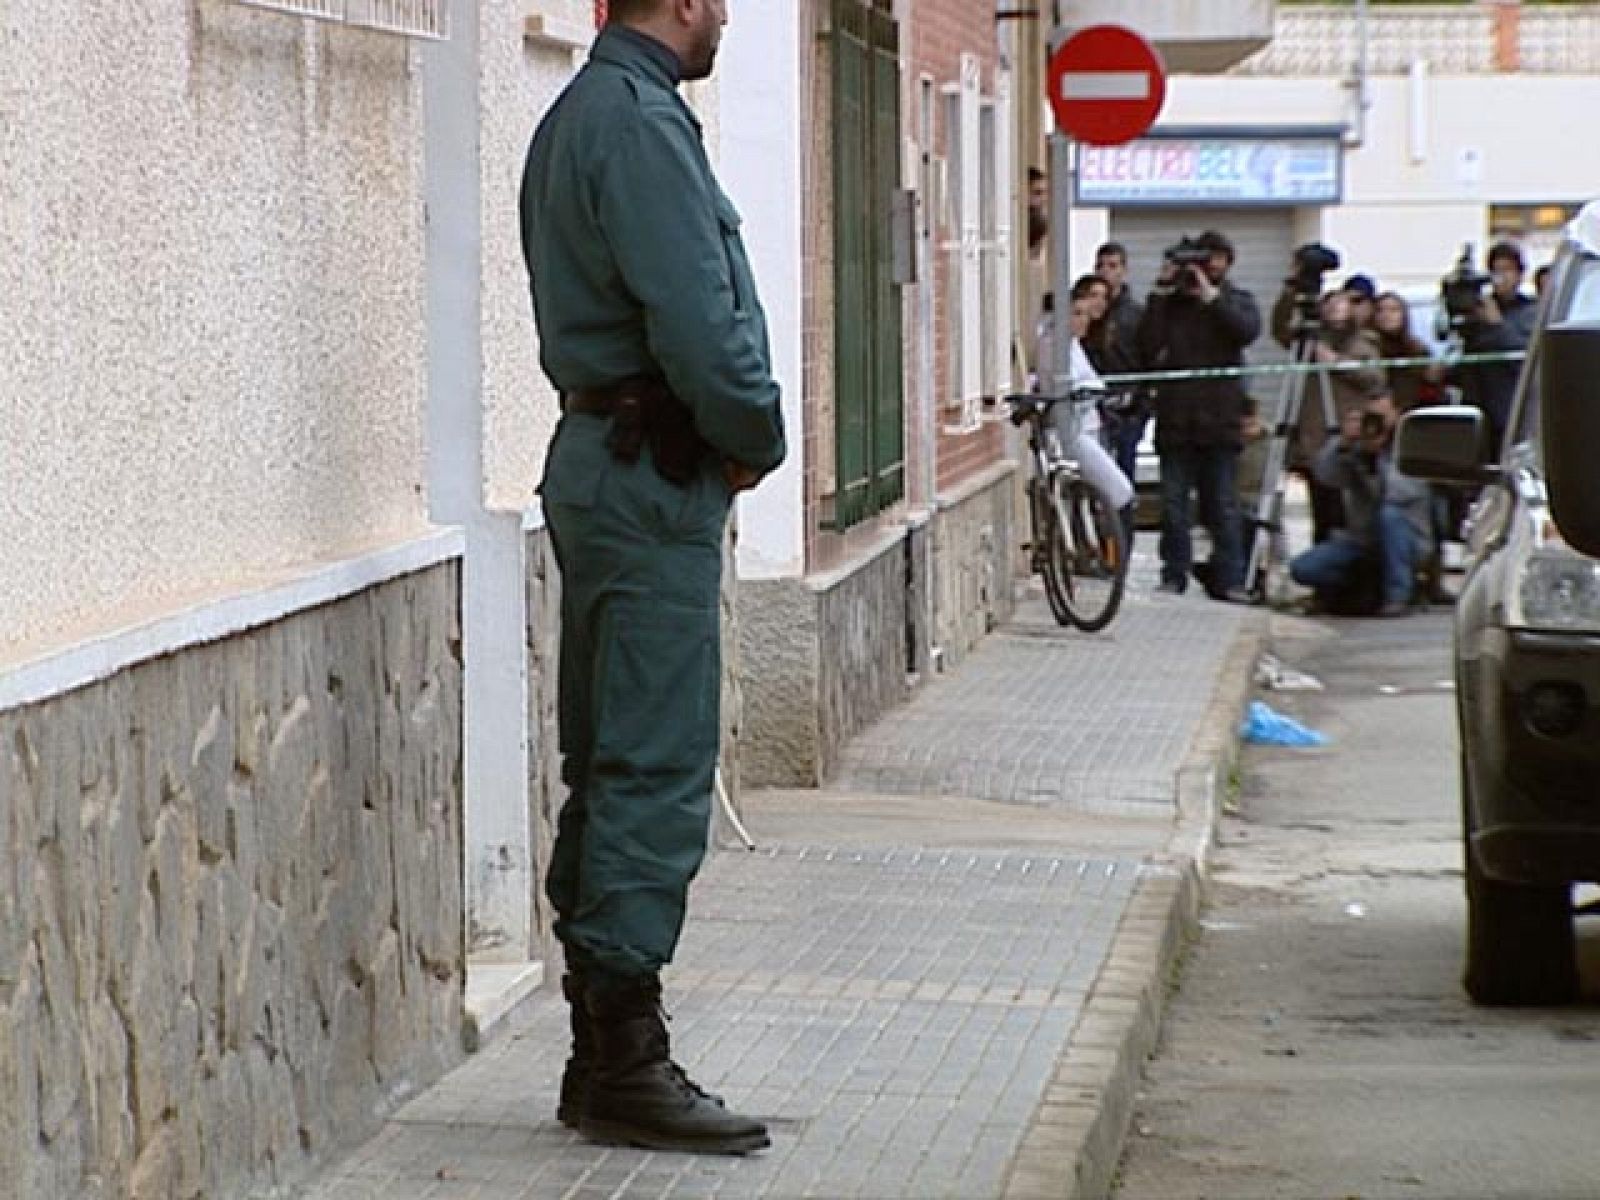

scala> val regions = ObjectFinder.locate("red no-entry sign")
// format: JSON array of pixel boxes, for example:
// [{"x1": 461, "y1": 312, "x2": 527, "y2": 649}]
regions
[{"x1": 1047, "y1": 25, "x2": 1167, "y2": 147}]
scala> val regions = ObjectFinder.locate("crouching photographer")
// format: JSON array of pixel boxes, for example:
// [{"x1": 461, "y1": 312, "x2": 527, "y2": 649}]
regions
[{"x1": 1288, "y1": 396, "x2": 1432, "y2": 617}]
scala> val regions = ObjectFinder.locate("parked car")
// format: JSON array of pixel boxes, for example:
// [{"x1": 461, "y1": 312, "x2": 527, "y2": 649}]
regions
[{"x1": 1396, "y1": 200, "x2": 1600, "y2": 1006}]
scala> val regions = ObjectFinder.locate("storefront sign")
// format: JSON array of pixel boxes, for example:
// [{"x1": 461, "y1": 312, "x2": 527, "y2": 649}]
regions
[{"x1": 1074, "y1": 133, "x2": 1343, "y2": 206}]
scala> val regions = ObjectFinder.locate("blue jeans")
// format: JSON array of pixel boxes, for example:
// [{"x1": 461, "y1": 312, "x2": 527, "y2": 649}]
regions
[
  {"x1": 1159, "y1": 445, "x2": 1242, "y2": 594},
  {"x1": 1110, "y1": 410, "x2": 1146, "y2": 482},
  {"x1": 1289, "y1": 505, "x2": 1424, "y2": 608}
]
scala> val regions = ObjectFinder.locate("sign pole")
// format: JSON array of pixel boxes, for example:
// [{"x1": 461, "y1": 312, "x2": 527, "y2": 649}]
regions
[{"x1": 1048, "y1": 130, "x2": 1074, "y2": 397}]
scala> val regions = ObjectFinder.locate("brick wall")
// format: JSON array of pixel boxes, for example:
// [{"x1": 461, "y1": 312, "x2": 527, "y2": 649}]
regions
[
  {"x1": 908, "y1": 0, "x2": 1006, "y2": 497},
  {"x1": 935, "y1": 420, "x2": 1004, "y2": 492},
  {"x1": 801, "y1": 0, "x2": 1009, "y2": 567}
]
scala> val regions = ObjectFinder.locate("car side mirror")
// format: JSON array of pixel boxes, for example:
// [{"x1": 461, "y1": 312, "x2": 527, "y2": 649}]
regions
[
  {"x1": 1395, "y1": 406, "x2": 1497, "y2": 485},
  {"x1": 1542, "y1": 322, "x2": 1600, "y2": 558}
]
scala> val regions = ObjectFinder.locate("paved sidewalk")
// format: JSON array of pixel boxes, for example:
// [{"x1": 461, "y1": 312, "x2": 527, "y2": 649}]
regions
[{"x1": 294, "y1": 564, "x2": 1262, "y2": 1200}]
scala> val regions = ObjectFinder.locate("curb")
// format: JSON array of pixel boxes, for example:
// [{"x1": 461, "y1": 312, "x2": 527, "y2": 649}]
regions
[{"x1": 1001, "y1": 612, "x2": 1266, "y2": 1200}]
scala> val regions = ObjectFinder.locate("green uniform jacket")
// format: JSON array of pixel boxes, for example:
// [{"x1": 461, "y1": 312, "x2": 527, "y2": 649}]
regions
[{"x1": 519, "y1": 25, "x2": 786, "y2": 475}]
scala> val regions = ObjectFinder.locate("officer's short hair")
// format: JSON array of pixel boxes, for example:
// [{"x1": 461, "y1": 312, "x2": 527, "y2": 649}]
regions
[
  {"x1": 607, "y1": 0, "x2": 664, "y2": 22},
  {"x1": 1095, "y1": 242, "x2": 1128, "y2": 266}
]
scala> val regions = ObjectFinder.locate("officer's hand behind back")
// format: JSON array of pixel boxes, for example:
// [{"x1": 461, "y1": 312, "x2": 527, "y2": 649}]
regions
[{"x1": 723, "y1": 460, "x2": 764, "y2": 493}]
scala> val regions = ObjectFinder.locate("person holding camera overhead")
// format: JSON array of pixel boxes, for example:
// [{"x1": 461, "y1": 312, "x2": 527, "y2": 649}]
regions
[
  {"x1": 1288, "y1": 394, "x2": 1433, "y2": 617},
  {"x1": 1451, "y1": 241, "x2": 1538, "y2": 458},
  {"x1": 1270, "y1": 262, "x2": 1386, "y2": 546},
  {"x1": 1135, "y1": 229, "x2": 1261, "y2": 603}
]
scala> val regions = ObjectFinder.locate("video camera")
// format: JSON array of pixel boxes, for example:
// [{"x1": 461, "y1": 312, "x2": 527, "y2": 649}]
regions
[
  {"x1": 1162, "y1": 236, "x2": 1215, "y2": 297},
  {"x1": 1291, "y1": 242, "x2": 1341, "y2": 298},
  {"x1": 1437, "y1": 243, "x2": 1493, "y2": 338},
  {"x1": 1163, "y1": 236, "x2": 1211, "y2": 271},
  {"x1": 1278, "y1": 242, "x2": 1341, "y2": 328}
]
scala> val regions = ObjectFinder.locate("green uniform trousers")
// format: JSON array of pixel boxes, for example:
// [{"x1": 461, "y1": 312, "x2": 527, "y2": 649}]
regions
[{"x1": 541, "y1": 413, "x2": 730, "y2": 980}]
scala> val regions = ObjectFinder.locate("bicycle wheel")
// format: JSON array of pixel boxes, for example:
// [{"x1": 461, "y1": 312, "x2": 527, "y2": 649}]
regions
[
  {"x1": 1035, "y1": 477, "x2": 1073, "y2": 626},
  {"x1": 1049, "y1": 470, "x2": 1128, "y2": 632}
]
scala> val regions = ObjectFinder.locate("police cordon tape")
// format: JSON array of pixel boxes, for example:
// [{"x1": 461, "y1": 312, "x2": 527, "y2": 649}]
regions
[{"x1": 1055, "y1": 348, "x2": 1528, "y2": 390}]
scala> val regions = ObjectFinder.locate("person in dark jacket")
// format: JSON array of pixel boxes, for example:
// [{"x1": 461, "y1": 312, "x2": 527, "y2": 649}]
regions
[
  {"x1": 1093, "y1": 242, "x2": 1147, "y2": 483},
  {"x1": 1136, "y1": 230, "x2": 1262, "y2": 602},
  {"x1": 1453, "y1": 241, "x2": 1538, "y2": 457}
]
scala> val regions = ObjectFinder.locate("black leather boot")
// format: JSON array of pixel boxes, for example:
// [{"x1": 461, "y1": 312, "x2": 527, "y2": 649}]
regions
[
  {"x1": 580, "y1": 976, "x2": 768, "y2": 1155},
  {"x1": 556, "y1": 973, "x2": 593, "y2": 1128}
]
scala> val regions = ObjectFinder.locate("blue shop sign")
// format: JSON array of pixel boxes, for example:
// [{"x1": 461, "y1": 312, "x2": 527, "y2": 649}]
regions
[{"x1": 1074, "y1": 128, "x2": 1344, "y2": 207}]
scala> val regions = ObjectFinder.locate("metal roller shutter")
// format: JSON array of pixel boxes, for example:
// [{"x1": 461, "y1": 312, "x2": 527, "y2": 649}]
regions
[{"x1": 1108, "y1": 207, "x2": 1295, "y2": 418}]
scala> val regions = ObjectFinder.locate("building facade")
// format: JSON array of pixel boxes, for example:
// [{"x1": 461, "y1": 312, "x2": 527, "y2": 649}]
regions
[
  {"x1": 1063, "y1": 2, "x2": 1600, "y2": 319},
  {"x1": 2, "y1": 3, "x2": 471, "y2": 1195},
  {"x1": 734, "y1": 0, "x2": 1024, "y2": 788},
  {"x1": 1, "y1": 0, "x2": 1284, "y2": 1192},
  {"x1": 1, "y1": 0, "x2": 1024, "y2": 1191}
]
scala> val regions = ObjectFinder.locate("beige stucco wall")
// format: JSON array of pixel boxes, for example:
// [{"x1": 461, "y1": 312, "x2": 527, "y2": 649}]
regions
[
  {"x1": 0, "y1": 1, "x2": 435, "y2": 666},
  {"x1": 481, "y1": 0, "x2": 581, "y2": 513},
  {"x1": 480, "y1": 4, "x2": 724, "y2": 512}
]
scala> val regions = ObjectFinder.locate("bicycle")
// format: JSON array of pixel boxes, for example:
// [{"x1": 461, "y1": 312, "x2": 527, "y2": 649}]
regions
[{"x1": 1005, "y1": 388, "x2": 1130, "y2": 632}]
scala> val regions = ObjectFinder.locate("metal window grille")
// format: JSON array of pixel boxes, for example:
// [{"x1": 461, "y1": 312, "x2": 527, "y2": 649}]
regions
[
  {"x1": 234, "y1": 0, "x2": 447, "y2": 40},
  {"x1": 941, "y1": 83, "x2": 967, "y2": 429},
  {"x1": 978, "y1": 99, "x2": 998, "y2": 411},
  {"x1": 829, "y1": 0, "x2": 905, "y2": 530},
  {"x1": 988, "y1": 69, "x2": 1013, "y2": 403},
  {"x1": 940, "y1": 54, "x2": 983, "y2": 434}
]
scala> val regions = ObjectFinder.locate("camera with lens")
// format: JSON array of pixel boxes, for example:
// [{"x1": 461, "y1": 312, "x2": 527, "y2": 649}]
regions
[
  {"x1": 1164, "y1": 236, "x2": 1211, "y2": 271},
  {"x1": 1437, "y1": 243, "x2": 1493, "y2": 337},
  {"x1": 1292, "y1": 242, "x2": 1341, "y2": 293},
  {"x1": 1282, "y1": 242, "x2": 1341, "y2": 325},
  {"x1": 1359, "y1": 410, "x2": 1387, "y2": 439},
  {"x1": 1162, "y1": 236, "x2": 1211, "y2": 292}
]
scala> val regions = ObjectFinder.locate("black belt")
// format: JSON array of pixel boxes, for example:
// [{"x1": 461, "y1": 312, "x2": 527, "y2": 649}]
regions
[
  {"x1": 559, "y1": 379, "x2": 710, "y2": 487},
  {"x1": 562, "y1": 389, "x2": 625, "y2": 417}
]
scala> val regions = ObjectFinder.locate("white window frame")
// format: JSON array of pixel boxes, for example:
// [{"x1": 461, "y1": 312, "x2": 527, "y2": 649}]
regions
[
  {"x1": 941, "y1": 55, "x2": 984, "y2": 433},
  {"x1": 941, "y1": 55, "x2": 1014, "y2": 433},
  {"x1": 988, "y1": 66, "x2": 1015, "y2": 407}
]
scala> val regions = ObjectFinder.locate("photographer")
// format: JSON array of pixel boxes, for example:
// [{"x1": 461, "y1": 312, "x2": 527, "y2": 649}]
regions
[
  {"x1": 1135, "y1": 230, "x2": 1262, "y2": 602},
  {"x1": 1450, "y1": 241, "x2": 1537, "y2": 457},
  {"x1": 1288, "y1": 395, "x2": 1432, "y2": 617},
  {"x1": 1270, "y1": 266, "x2": 1386, "y2": 545}
]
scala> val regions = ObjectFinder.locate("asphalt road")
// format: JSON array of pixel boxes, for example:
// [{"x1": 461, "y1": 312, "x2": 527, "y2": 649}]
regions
[{"x1": 1113, "y1": 608, "x2": 1600, "y2": 1200}]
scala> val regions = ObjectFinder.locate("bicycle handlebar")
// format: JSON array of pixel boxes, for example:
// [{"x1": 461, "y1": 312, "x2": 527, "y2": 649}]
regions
[{"x1": 1003, "y1": 388, "x2": 1105, "y2": 426}]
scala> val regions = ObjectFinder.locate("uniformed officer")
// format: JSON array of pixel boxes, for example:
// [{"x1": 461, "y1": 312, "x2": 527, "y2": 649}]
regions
[{"x1": 518, "y1": 0, "x2": 785, "y2": 1157}]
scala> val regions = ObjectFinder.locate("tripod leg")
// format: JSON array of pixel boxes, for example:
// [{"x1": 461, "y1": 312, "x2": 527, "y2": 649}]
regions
[{"x1": 1247, "y1": 351, "x2": 1309, "y2": 596}]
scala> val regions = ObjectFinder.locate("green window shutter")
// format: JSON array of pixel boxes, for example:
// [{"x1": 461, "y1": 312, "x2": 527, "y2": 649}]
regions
[
  {"x1": 830, "y1": 0, "x2": 904, "y2": 530},
  {"x1": 869, "y1": 5, "x2": 905, "y2": 511}
]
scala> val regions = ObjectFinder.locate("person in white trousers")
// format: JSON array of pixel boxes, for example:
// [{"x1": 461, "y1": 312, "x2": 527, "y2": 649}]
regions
[{"x1": 1032, "y1": 291, "x2": 1135, "y2": 512}]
